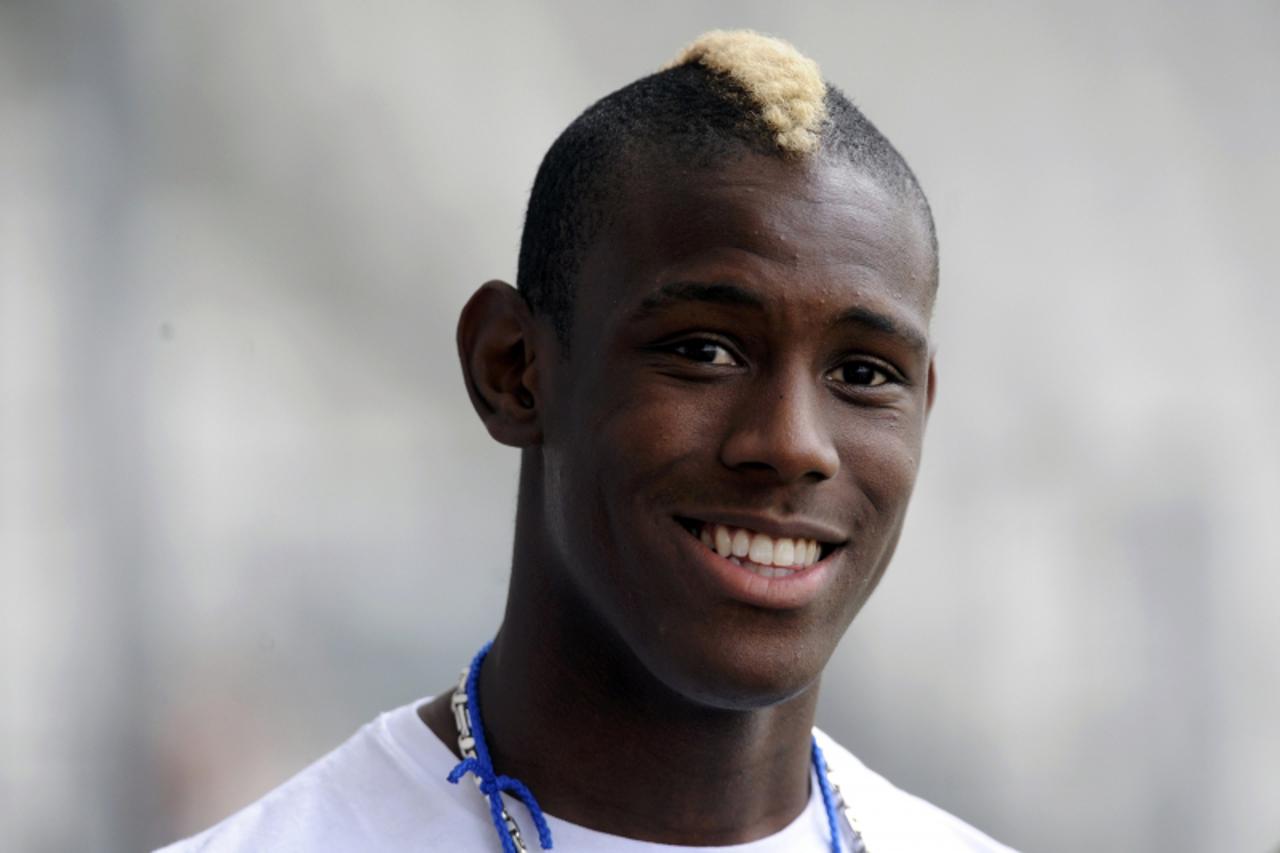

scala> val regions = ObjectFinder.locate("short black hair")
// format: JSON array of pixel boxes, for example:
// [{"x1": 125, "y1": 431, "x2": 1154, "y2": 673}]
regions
[{"x1": 516, "y1": 62, "x2": 937, "y2": 346}]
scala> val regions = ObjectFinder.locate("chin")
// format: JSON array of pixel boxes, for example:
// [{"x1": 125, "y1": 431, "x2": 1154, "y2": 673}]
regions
[{"x1": 634, "y1": 623, "x2": 835, "y2": 712}]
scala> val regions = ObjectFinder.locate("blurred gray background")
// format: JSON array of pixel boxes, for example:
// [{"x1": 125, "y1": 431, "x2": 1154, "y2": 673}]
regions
[{"x1": 2, "y1": 2, "x2": 1278, "y2": 851}]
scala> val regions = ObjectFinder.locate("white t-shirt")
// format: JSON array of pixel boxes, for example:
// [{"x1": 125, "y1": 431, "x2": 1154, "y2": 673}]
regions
[{"x1": 157, "y1": 698, "x2": 1015, "y2": 852}]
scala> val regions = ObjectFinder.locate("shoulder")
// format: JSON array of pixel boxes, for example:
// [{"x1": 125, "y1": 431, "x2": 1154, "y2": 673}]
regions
[
  {"x1": 814, "y1": 728, "x2": 1019, "y2": 853},
  {"x1": 154, "y1": 699, "x2": 495, "y2": 853}
]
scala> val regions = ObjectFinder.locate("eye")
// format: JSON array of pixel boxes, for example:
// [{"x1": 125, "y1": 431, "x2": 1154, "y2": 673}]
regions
[
  {"x1": 668, "y1": 339, "x2": 738, "y2": 366},
  {"x1": 827, "y1": 360, "x2": 891, "y2": 388}
]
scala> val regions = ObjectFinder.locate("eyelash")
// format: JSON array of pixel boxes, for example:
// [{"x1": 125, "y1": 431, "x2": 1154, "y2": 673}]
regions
[
  {"x1": 827, "y1": 360, "x2": 894, "y2": 389},
  {"x1": 659, "y1": 337, "x2": 901, "y2": 390},
  {"x1": 665, "y1": 338, "x2": 740, "y2": 366}
]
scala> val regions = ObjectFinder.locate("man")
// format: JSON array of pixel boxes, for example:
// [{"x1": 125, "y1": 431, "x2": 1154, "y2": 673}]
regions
[{"x1": 161, "y1": 30, "x2": 1015, "y2": 852}]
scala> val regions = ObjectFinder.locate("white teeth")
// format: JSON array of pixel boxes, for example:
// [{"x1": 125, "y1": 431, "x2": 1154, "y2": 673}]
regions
[
  {"x1": 715, "y1": 526, "x2": 733, "y2": 557},
  {"x1": 695, "y1": 522, "x2": 825, "y2": 571},
  {"x1": 748, "y1": 534, "x2": 773, "y2": 565}
]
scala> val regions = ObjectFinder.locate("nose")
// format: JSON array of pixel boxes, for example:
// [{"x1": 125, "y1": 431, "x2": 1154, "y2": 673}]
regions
[{"x1": 718, "y1": 368, "x2": 840, "y2": 483}]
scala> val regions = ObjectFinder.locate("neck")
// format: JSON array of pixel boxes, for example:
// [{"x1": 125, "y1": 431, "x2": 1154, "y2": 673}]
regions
[{"x1": 478, "y1": 593, "x2": 820, "y2": 845}]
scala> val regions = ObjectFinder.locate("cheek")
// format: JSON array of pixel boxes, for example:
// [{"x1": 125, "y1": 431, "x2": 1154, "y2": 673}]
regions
[
  {"x1": 548, "y1": 380, "x2": 703, "y2": 561},
  {"x1": 590, "y1": 378, "x2": 718, "y2": 487},
  {"x1": 824, "y1": 428, "x2": 922, "y2": 620},
  {"x1": 838, "y1": 416, "x2": 923, "y2": 531}
]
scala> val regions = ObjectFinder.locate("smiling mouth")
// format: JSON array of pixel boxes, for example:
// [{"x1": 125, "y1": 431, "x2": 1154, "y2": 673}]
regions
[{"x1": 676, "y1": 517, "x2": 841, "y2": 579}]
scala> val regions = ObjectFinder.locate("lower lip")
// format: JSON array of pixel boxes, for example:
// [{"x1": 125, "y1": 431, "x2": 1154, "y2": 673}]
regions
[{"x1": 678, "y1": 526, "x2": 839, "y2": 610}]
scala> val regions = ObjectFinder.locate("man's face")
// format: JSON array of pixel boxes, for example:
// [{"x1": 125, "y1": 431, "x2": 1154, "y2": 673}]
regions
[{"x1": 534, "y1": 152, "x2": 936, "y2": 709}]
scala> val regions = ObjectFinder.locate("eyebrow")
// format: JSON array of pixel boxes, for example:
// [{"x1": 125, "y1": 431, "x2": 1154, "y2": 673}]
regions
[
  {"x1": 834, "y1": 305, "x2": 930, "y2": 356},
  {"x1": 631, "y1": 281, "x2": 764, "y2": 319},
  {"x1": 630, "y1": 279, "x2": 929, "y2": 354}
]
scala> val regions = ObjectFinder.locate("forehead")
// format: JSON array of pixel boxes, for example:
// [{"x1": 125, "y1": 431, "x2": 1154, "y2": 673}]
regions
[{"x1": 573, "y1": 153, "x2": 936, "y2": 339}]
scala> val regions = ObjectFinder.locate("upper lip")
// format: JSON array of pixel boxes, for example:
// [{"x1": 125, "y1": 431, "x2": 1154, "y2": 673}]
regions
[{"x1": 675, "y1": 511, "x2": 848, "y2": 545}]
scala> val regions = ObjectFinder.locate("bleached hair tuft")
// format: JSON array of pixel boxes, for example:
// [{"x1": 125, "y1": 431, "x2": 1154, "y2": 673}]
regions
[{"x1": 665, "y1": 30, "x2": 828, "y2": 155}]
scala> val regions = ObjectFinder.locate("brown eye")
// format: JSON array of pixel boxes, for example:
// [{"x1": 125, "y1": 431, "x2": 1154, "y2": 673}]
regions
[
  {"x1": 829, "y1": 361, "x2": 889, "y2": 387},
  {"x1": 672, "y1": 340, "x2": 737, "y2": 366}
]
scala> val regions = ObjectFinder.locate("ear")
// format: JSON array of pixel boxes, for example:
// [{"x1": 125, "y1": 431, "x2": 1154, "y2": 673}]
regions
[
  {"x1": 925, "y1": 354, "x2": 938, "y2": 417},
  {"x1": 456, "y1": 280, "x2": 545, "y2": 447}
]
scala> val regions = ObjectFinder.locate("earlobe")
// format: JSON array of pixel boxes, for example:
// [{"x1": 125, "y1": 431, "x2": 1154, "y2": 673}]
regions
[{"x1": 456, "y1": 280, "x2": 544, "y2": 448}]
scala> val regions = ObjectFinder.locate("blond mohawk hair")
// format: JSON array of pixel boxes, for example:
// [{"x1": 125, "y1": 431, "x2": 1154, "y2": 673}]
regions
[
  {"x1": 519, "y1": 30, "x2": 936, "y2": 342},
  {"x1": 666, "y1": 30, "x2": 828, "y2": 155}
]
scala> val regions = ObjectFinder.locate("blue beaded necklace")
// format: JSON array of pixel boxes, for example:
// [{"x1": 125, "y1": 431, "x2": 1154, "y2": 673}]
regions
[{"x1": 446, "y1": 642, "x2": 865, "y2": 852}]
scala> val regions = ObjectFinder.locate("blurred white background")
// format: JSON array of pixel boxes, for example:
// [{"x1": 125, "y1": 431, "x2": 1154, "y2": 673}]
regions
[{"x1": 2, "y1": 2, "x2": 1278, "y2": 851}]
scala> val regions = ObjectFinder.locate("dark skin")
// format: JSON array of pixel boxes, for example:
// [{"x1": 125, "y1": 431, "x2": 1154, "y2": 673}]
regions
[{"x1": 422, "y1": 150, "x2": 937, "y2": 845}]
